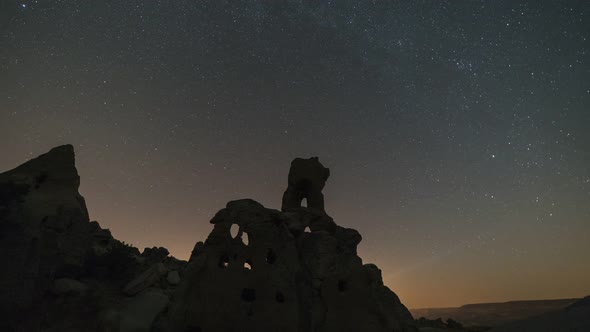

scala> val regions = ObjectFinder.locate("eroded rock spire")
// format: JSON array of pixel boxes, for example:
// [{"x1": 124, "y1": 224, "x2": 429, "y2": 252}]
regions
[{"x1": 281, "y1": 157, "x2": 330, "y2": 213}]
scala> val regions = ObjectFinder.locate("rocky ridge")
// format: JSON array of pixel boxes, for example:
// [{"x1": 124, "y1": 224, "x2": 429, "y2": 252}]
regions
[{"x1": 0, "y1": 145, "x2": 417, "y2": 332}]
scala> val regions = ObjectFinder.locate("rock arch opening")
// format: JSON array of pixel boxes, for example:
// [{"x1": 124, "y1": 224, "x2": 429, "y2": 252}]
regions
[
  {"x1": 219, "y1": 254, "x2": 230, "y2": 268},
  {"x1": 230, "y1": 223, "x2": 239, "y2": 238},
  {"x1": 244, "y1": 260, "x2": 252, "y2": 270}
]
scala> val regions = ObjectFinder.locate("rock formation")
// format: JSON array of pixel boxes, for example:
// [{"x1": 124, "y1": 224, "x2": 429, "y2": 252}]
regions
[
  {"x1": 0, "y1": 145, "x2": 95, "y2": 330},
  {"x1": 162, "y1": 199, "x2": 416, "y2": 332},
  {"x1": 0, "y1": 146, "x2": 417, "y2": 332},
  {"x1": 160, "y1": 156, "x2": 416, "y2": 332},
  {"x1": 282, "y1": 157, "x2": 330, "y2": 213},
  {"x1": 0, "y1": 146, "x2": 185, "y2": 332}
]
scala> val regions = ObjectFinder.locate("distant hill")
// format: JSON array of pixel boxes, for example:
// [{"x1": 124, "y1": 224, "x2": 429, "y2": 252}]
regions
[
  {"x1": 410, "y1": 298, "x2": 580, "y2": 327},
  {"x1": 488, "y1": 296, "x2": 590, "y2": 332}
]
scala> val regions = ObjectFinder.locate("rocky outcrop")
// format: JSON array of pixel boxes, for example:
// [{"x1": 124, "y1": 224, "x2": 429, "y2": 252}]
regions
[
  {"x1": 0, "y1": 146, "x2": 184, "y2": 332},
  {"x1": 0, "y1": 145, "x2": 97, "y2": 330},
  {"x1": 51, "y1": 278, "x2": 88, "y2": 296},
  {"x1": 123, "y1": 262, "x2": 169, "y2": 296},
  {"x1": 161, "y1": 198, "x2": 416, "y2": 332},
  {"x1": 0, "y1": 146, "x2": 416, "y2": 332},
  {"x1": 102, "y1": 288, "x2": 170, "y2": 332},
  {"x1": 282, "y1": 157, "x2": 330, "y2": 213},
  {"x1": 161, "y1": 157, "x2": 416, "y2": 332}
]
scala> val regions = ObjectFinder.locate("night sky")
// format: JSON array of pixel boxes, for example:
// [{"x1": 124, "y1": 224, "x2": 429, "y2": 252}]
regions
[{"x1": 1, "y1": 1, "x2": 589, "y2": 308}]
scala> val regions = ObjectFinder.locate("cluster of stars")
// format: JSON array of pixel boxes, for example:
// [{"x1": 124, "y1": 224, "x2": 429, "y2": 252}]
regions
[{"x1": 1, "y1": 0, "x2": 588, "y2": 308}]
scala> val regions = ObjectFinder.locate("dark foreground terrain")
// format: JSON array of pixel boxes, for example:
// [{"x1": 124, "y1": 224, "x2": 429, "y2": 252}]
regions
[{"x1": 0, "y1": 146, "x2": 417, "y2": 332}]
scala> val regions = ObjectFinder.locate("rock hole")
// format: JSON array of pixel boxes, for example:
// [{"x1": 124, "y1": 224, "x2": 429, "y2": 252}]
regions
[
  {"x1": 241, "y1": 288, "x2": 256, "y2": 302},
  {"x1": 242, "y1": 232, "x2": 249, "y2": 246},
  {"x1": 275, "y1": 291, "x2": 285, "y2": 303},
  {"x1": 304, "y1": 226, "x2": 311, "y2": 233},
  {"x1": 301, "y1": 198, "x2": 307, "y2": 207},
  {"x1": 265, "y1": 248, "x2": 276, "y2": 264},
  {"x1": 244, "y1": 260, "x2": 252, "y2": 270},
  {"x1": 230, "y1": 223, "x2": 239, "y2": 238},
  {"x1": 219, "y1": 254, "x2": 230, "y2": 268},
  {"x1": 338, "y1": 279, "x2": 348, "y2": 292}
]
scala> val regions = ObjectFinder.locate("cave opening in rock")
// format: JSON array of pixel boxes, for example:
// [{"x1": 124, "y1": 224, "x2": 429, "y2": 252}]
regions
[{"x1": 219, "y1": 254, "x2": 230, "y2": 268}]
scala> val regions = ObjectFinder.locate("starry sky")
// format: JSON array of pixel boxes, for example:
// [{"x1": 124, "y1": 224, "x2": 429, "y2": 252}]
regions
[{"x1": 1, "y1": 0, "x2": 589, "y2": 308}]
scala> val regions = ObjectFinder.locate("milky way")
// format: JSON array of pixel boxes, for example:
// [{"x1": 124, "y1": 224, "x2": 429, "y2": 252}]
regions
[{"x1": 1, "y1": 1, "x2": 589, "y2": 308}]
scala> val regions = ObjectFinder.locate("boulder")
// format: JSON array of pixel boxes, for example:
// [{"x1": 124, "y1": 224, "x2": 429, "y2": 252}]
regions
[
  {"x1": 103, "y1": 289, "x2": 170, "y2": 332},
  {"x1": 141, "y1": 246, "x2": 169, "y2": 264},
  {"x1": 167, "y1": 270, "x2": 180, "y2": 285},
  {"x1": 51, "y1": 278, "x2": 88, "y2": 296},
  {"x1": 123, "y1": 263, "x2": 168, "y2": 296}
]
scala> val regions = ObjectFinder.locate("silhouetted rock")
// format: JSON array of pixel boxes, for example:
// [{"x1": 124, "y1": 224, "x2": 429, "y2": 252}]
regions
[
  {"x1": 0, "y1": 147, "x2": 416, "y2": 332},
  {"x1": 282, "y1": 157, "x2": 330, "y2": 213},
  {"x1": 415, "y1": 316, "x2": 489, "y2": 332},
  {"x1": 166, "y1": 270, "x2": 181, "y2": 285},
  {"x1": 0, "y1": 146, "x2": 181, "y2": 331},
  {"x1": 102, "y1": 288, "x2": 170, "y2": 332},
  {"x1": 0, "y1": 145, "x2": 96, "y2": 330},
  {"x1": 161, "y1": 157, "x2": 417, "y2": 332},
  {"x1": 52, "y1": 278, "x2": 88, "y2": 296},
  {"x1": 123, "y1": 262, "x2": 168, "y2": 296},
  {"x1": 141, "y1": 246, "x2": 170, "y2": 264}
]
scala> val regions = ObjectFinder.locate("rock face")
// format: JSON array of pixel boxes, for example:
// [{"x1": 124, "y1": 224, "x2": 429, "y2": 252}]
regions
[
  {"x1": 163, "y1": 157, "x2": 416, "y2": 332},
  {"x1": 0, "y1": 145, "x2": 94, "y2": 330},
  {"x1": 0, "y1": 146, "x2": 416, "y2": 332},
  {"x1": 0, "y1": 146, "x2": 184, "y2": 332}
]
